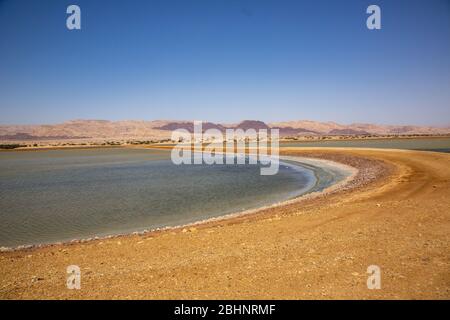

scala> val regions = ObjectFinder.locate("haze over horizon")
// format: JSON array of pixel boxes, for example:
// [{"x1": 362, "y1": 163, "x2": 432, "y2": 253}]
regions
[
  {"x1": 1, "y1": 0, "x2": 449, "y2": 126},
  {"x1": 2, "y1": 118, "x2": 450, "y2": 129}
]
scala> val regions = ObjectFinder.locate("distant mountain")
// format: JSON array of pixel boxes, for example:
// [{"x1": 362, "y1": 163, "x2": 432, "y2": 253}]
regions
[
  {"x1": 0, "y1": 119, "x2": 449, "y2": 142},
  {"x1": 0, "y1": 120, "x2": 173, "y2": 141},
  {"x1": 155, "y1": 121, "x2": 226, "y2": 133},
  {"x1": 235, "y1": 120, "x2": 270, "y2": 131},
  {"x1": 0, "y1": 133, "x2": 90, "y2": 141},
  {"x1": 272, "y1": 126, "x2": 319, "y2": 135},
  {"x1": 269, "y1": 120, "x2": 450, "y2": 136},
  {"x1": 154, "y1": 120, "x2": 316, "y2": 136}
]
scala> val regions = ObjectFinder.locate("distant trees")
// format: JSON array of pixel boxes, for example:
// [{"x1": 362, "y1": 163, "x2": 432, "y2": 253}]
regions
[{"x1": 0, "y1": 144, "x2": 25, "y2": 149}]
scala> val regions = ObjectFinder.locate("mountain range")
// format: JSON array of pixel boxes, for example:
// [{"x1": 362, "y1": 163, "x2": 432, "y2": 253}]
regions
[{"x1": 0, "y1": 119, "x2": 449, "y2": 142}]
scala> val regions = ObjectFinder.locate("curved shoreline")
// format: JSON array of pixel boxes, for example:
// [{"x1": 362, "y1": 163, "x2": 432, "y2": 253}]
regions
[
  {"x1": 0, "y1": 155, "x2": 358, "y2": 252},
  {"x1": 2, "y1": 148, "x2": 449, "y2": 299}
]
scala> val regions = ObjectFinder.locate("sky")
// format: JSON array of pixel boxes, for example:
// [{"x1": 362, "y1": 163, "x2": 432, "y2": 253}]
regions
[{"x1": 0, "y1": 0, "x2": 449, "y2": 126}]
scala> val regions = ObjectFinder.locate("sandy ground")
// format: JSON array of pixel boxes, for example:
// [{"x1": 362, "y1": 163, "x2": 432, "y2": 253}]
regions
[{"x1": 0, "y1": 148, "x2": 449, "y2": 299}]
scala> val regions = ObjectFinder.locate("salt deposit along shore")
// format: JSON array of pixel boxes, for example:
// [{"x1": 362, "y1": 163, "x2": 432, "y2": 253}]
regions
[{"x1": 0, "y1": 148, "x2": 449, "y2": 299}]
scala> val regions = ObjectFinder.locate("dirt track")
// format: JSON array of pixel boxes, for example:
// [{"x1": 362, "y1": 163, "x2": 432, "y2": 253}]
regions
[{"x1": 0, "y1": 148, "x2": 449, "y2": 299}]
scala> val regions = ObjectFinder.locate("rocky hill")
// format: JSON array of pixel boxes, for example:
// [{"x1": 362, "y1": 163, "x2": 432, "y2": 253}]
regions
[{"x1": 0, "y1": 119, "x2": 449, "y2": 142}]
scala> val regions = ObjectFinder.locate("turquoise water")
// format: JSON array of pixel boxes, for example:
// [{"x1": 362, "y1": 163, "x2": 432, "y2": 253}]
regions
[
  {"x1": 281, "y1": 137, "x2": 450, "y2": 153},
  {"x1": 0, "y1": 148, "x2": 318, "y2": 247}
]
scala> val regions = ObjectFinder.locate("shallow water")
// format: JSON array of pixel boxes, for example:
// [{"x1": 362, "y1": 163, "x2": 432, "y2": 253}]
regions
[
  {"x1": 281, "y1": 137, "x2": 450, "y2": 153},
  {"x1": 0, "y1": 148, "x2": 320, "y2": 247}
]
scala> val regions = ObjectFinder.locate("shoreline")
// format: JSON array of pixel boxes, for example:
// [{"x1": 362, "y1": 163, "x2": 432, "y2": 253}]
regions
[
  {"x1": 1, "y1": 134, "x2": 450, "y2": 152},
  {"x1": 1, "y1": 147, "x2": 449, "y2": 299},
  {"x1": 0, "y1": 155, "x2": 357, "y2": 252}
]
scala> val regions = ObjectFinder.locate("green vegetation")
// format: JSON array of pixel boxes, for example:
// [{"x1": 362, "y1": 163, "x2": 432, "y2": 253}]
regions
[{"x1": 0, "y1": 144, "x2": 26, "y2": 149}]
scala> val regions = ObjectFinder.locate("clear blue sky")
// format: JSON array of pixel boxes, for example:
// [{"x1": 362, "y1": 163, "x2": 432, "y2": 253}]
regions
[{"x1": 0, "y1": 0, "x2": 449, "y2": 125}]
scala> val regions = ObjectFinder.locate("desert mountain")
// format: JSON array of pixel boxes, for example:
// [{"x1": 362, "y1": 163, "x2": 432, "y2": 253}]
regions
[
  {"x1": 269, "y1": 120, "x2": 449, "y2": 136},
  {"x1": 0, "y1": 119, "x2": 449, "y2": 142}
]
